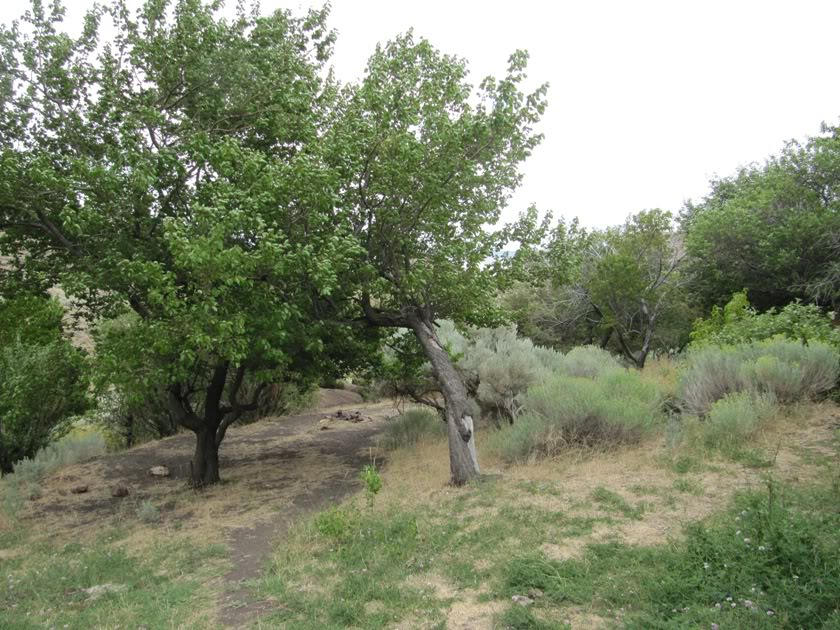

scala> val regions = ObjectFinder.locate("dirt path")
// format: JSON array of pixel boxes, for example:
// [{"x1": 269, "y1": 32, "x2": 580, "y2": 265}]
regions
[
  {"x1": 216, "y1": 405, "x2": 395, "y2": 627},
  {"x1": 28, "y1": 393, "x2": 404, "y2": 628}
]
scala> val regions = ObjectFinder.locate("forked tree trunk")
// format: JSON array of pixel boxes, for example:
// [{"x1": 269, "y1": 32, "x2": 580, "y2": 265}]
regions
[{"x1": 409, "y1": 315, "x2": 480, "y2": 485}]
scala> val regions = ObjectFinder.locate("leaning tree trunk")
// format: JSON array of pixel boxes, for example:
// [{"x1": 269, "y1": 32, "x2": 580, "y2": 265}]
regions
[{"x1": 409, "y1": 315, "x2": 480, "y2": 485}]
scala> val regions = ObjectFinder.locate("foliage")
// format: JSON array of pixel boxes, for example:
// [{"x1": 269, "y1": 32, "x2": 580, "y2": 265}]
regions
[
  {"x1": 682, "y1": 122, "x2": 840, "y2": 312},
  {"x1": 0, "y1": 293, "x2": 65, "y2": 347},
  {"x1": 488, "y1": 368, "x2": 662, "y2": 462},
  {"x1": 502, "y1": 210, "x2": 694, "y2": 367},
  {"x1": 378, "y1": 409, "x2": 444, "y2": 451},
  {"x1": 0, "y1": 0, "x2": 377, "y2": 484},
  {"x1": 691, "y1": 291, "x2": 840, "y2": 348},
  {"x1": 136, "y1": 500, "x2": 161, "y2": 524},
  {"x1": 557, "y1": 345, "x2": 621, "y2": 379},
  {"x1": 360, "y1": 464, "x2": 382, "y2": 506},
  {"x1": 502, "y1": 482, "x2": 840, "y2": 628},
  {"x1": 702, "y1": 392, "x2": 778, "y2": 449},
  {"x1": 679, "y1": 340, "x2": 839, "y2": 416},
  {"x1": 0, "y1": 300, "x2": 89, "y2": 473}
]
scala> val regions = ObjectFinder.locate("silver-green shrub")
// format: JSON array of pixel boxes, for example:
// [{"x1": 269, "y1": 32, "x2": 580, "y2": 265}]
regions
[
  {"x1": 679, "y1": 340, "x2": 838, "y2": 416},
  {"x1": 702, "y1": 391, "x2": 778, "y2": 448},
  {"x1": 488, "y1": 368, "x2": 662, "y2": 462},
  {"x1": 378, "y1": 409, "x2": 444, "y2": 450}
]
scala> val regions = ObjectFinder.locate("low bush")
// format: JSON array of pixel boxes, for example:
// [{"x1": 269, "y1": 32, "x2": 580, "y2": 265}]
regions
[
  {"x1": 702, "y1": 392, "x2": 778, "y2": 449},
  {"x1": 378, "y1": 409, "x2": 444, "y2": 450},
  {"x1": 488, "y1": 369, "x2": 662, "y2": 462},
  {"x1": 10, "y1": 430, "x2": 106, "y2": 485},
  {"x1": 557, "y1": 345, "x2": 621, "y2": 379},
  {"x1": 679, "y1": 339, "x2": 839, "y2": 416}
]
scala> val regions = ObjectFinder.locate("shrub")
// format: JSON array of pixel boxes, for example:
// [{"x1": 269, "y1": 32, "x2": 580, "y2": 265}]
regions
[
  {"x1": 10, "y1": 431, "x2": 106, "y2": 485},
  {"x1": 690, "y1": 291, "x2": 840, "y2": 348},
  {"x1": 489, "y1": 369, "x2": 662, "y2": 462},
  {"x1": 679, "y1": 340, "x2": 839, "y2": 415},
  {"x1": 0, "y1": 340, "x2": 90, "y2": 474},
  {"x1": 557, "y1": 345, "x2": 621, "y2": 379},
  {"x1": 702, "y1": 392, "x2": 778, "y2": 448},
  {"x1": 378, "y1": 409, "x2": 444, "y2": 450}
]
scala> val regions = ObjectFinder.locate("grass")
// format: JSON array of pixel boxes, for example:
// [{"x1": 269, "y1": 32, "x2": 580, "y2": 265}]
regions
[
  {"x1": 253, "y1": 471, "x2": 622, "y2": 629},
  {"x1": 500, "y1": 480, "x2": 840, "y2": 629},
  {"x1": 0, "y1": 525, "x2": 229, "y2": 628},
  {"x1": 2, "y1": 429, "x2": 107, "y2": 520},
  {"x1": 252, "y1": 398, "x2": 840, "y2": 629}
]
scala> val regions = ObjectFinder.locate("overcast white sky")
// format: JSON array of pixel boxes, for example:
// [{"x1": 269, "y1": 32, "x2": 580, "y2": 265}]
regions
[{"x1": 3, "y1": 0, "x2": 840, "y2": 228}]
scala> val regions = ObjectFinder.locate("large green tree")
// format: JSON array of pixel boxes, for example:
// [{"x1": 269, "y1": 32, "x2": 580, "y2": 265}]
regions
[
  {"x1": 683, "y1": 122, "x2": 840, "y2": 312},
  {"x1": 329, "y1": 33, "x2": 547, "y2": 484},
  {"x1": 0, "y1": 0, "x2": 366, "y2": 485}
]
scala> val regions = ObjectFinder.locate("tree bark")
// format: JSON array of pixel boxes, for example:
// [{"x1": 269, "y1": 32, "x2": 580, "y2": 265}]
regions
[
  {"x1": 192, "y1": 427, "x2": 220, "y2": 486},
  {"x1": 408, "y1": 314, "x2": 480, "y2": 485}
]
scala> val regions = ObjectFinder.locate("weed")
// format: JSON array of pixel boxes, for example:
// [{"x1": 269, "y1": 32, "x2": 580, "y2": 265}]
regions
[{"x1": 136, "y1": 500, "x2": 160, "y2": 523}]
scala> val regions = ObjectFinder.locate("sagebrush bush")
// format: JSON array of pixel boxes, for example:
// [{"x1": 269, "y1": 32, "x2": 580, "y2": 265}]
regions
[
  {"x1": 702, "y1": 392, "x2": 778, "y2": 448},
  {"x1": 11, "y1": 430, "x2": 106, "y2": 485},
  {"x1": 679, "y1": 339, "x2": 839, "y2": 416},
  {"x1": 557, "y1": 345, "x2": 621, "y2": 379},
  {"x1": 489, "y1": 369, "x2": 662, "y2": 462},
  {"x1": 378, "y1": 409, "x2": 444, "y2": 450}
]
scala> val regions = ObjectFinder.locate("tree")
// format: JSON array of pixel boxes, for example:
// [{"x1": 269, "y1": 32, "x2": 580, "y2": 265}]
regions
[
  {"x1": 0, "y1": 0, "x2": 363, "y2": 485},
  {"x1": 329, "y1": 33, "x2": 547, "y2": 484},
  {"x1": 683, "y1": 122, "x2": 840, "y2": 312},
  {"x1": 586, "y1": 210, "x2": 688, "y2": 368},
  {"x1": 503, "y1": 210, "x2": 691, "y2": 366}
]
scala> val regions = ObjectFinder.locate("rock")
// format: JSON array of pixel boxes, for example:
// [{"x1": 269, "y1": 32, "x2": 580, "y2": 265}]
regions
[
  {"x1": 148, "y1": 465, "x2": 170, "y2": 477},
  {"x1": 527, "y1": 587, "x2": 544, "y2": 599},
  {"x1": 70, "y1": 484, "x2": 89, "y2": 494},
  {"x1": 319, "y1": 424, "x2": 331, "y2": 431},
  {"x1": 111, "y1": 484, "x2": 129, "y2": 498},
  {"x1": 83, "y1": 583, "x2": 128, "y2": 600},
  {"x1": 511, "y1": 595, "x2": 534, "y2": 606}
]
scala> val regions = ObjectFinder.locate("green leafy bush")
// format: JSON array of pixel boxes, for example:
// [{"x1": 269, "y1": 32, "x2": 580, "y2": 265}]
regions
[
  {"x1": 0, "y1": 293, "x2": 91, "y2": 474},
  {"x1": 691, "y1": 291, "x2": 840, "y2": 348},
  {"x1": 378, "y1": 409, "x2": 444, "y2": 450},
  {"x1": 489, "y1": 369, "x2": 662, "y2": 462},
  {"x1": 679, "y1": 340, "x2": 838, "y2": 416},
  {"x1": 0, "y1": 340, "x2": 90, "y2": 474}
]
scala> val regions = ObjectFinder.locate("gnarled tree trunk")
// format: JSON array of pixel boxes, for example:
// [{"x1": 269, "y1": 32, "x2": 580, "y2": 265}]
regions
[
  {"x1": 168, "y1": 362, "x2": 266, "y2": 487},
  {"x1": 408, "y1": 315, "x2": 480, "y2": 485}
]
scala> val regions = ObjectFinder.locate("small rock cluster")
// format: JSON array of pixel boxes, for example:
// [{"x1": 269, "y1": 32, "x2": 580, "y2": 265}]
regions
[{"x1": 318, "y1": 409, "x2": 371, "y2": 430}]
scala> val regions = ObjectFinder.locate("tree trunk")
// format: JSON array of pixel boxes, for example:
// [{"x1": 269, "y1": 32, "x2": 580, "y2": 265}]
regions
[
  {"x1": 192, "y1": 428, "x2": 220, "y2": 487},
  {"x1": 409, "y1": 315, "x2": 480, "y2": 485}
]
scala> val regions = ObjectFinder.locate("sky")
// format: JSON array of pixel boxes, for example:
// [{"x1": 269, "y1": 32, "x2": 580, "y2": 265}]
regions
[{"x1": 2, "y1": 0, "x2": 840, "y2": 228}]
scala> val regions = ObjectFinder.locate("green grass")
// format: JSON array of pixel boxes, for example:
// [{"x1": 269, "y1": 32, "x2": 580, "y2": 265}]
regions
[
  {"x1": 0, "y1": 526, "x2": 228, "y2": 628},
  {"x1": 501, "y1": 480, "x2": 840, "y2": 629},
  {"x1": 253, "y1": 475, "x2": 614, "y2": 629},
  {"x1": 592, "y1": 486, "x2": 649, "y2": 520}
]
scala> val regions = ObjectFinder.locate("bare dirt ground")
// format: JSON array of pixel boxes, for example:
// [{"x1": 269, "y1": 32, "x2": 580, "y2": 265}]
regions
[{"x1": 19, "y1": 390, "x2": 405, "y2": 628}]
